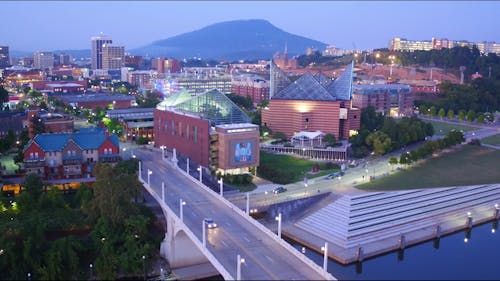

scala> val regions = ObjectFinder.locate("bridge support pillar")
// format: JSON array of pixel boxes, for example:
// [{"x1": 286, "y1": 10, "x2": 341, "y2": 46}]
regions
[{"x1": 160, "y1": 212, "x2": 210, "y2": 269}]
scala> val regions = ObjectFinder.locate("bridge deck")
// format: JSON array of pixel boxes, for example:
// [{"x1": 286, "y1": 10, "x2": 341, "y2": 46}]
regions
[{"x1": 136, "y1": 148, "x2": 333, "y2": 280}]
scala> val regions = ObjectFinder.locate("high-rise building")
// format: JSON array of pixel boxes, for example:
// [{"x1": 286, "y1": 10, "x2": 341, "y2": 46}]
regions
[
  {"x1": 102, "y1": 44, "x2": 124, "y2": 70},
  {"x1": 0, "y1": 46, "x2": 10, "y2": 68},
  {"x1": 124, "y1": 55, "x2": 143, "y2": 69},
  {"x1": 91, "y1": 34, "x2": 113, "y2": 70},
  {"x1": 59, "y1": 53, "x2": 73, "y2": 65},
  {"x1": 151, "y1": 57, "x2": 180, "y2": 73},
  {"x1": 33, "y1": 51, "x2": 54, "y2": 69}
]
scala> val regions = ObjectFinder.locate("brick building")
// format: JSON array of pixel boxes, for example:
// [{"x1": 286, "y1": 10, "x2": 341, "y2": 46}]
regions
[
  {"x1": 352, "y1": 84, "x2": 414, "y2": 117},
  {"x1": 262, "y1": 62, "x2": 360, "y2": 140},
  {"x1": 23, "y1": 127, "x2": 120, "y2": 180},
  {"x1": 231, "y1": 74, "x2": 270, "y2": 104},
  {"x1": 53, "y1": 93, "x2": 135, "y2": 110},
  {"x1": 154, "y1": 89, "x2": 259, "y2": 174}
]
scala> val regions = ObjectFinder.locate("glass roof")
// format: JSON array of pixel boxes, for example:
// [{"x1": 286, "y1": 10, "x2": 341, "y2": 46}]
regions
[{"x1": 157, "y1": 89, "x2": 251, "y2": 126}]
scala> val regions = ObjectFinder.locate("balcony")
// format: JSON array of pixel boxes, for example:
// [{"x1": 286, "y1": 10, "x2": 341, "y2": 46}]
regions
[
  {"x1": 24, "y1": 159, "x2": 46, "y2": 168},
  {"x1": 62, "y1": 157, "x2": 82, "y2": 166}
]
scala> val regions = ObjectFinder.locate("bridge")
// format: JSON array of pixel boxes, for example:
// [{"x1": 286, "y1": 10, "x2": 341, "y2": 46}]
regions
[{"x1": 135, "y1": 147, "x2": 334, "y2": 280}]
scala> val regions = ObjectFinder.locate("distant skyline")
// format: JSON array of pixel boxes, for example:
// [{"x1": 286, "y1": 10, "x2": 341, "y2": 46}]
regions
[{"x1": 2, "y1": 1, "x2": 500, "y2": 53}]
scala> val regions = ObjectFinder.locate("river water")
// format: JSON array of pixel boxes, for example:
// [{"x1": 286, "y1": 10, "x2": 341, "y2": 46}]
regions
[{"x1": 288, "y1": 220, "x2": 500, "y2": 280}]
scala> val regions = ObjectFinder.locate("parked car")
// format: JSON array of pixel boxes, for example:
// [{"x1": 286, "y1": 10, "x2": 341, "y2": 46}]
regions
[
  {"x1": 273, "y1": 186, "x2": 287, "y2": 194},
  {"x1": 325, "y1": 171, "x2": 345, "y2": 180},
  {"x1": 204, "y1": 218, "x2": 218, "y2": 229}
]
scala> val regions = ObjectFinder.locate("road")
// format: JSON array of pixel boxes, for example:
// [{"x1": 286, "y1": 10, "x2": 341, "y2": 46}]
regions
[{"x1": 135, "y1": 148, "x2": 331, "y2": 280}]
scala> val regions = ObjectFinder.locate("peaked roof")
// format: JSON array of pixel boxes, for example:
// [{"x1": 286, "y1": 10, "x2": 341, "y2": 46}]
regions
[
  {"x1": 30, "y1": 127, "x2": 118, "y2": 152},
  {"x1": 273, "y1": 73, "x2": 335, "y2": 101},
  {"x1": 270, "y1": 61, "x2": 354, "y2": 101}
]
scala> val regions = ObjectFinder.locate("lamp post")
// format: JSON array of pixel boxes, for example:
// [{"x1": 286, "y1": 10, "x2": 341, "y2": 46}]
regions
[
  {"x1": 147, "y1": 169, "x2": 152, "y2": 186},
  {"x1": 275, "y1": 213, "x2": 282, "y2": 238},
  {"x1": 89, "y1": 263, "x2": 93, "y2": 280},
  {"x1": 246, "y1": 193, "x2": 250, "y2": 215},
  {"x1": 142, "y1": 255, "x2": 146, "y2": 281},
  {"x1": 218, "y1": 178, "x2": 224, "y2": 196},
  {"x1": 161, "y1": 182, "x2": 165, "y2": 202},
  {"x1": 186, "y1": 158, "x2": 190, "y2": 174},
  {"x1": 236, "y1": 254, "x2": 245, "y2": 281},
  {"x1": 202, "y1": 219, "x2": 206, "y2": 247},
  {"x1": 27, "y1": 273, "x2": 31, "y2": 281},
  {"x1": 321, "y1": 242, "x2": 329, "y2": 272},
  {"x1": 179, "y1": 199, "x2": 186, "y2": 221},
  {"x1": 197, "y1": 166, "x2": 202, "y2": 182}
]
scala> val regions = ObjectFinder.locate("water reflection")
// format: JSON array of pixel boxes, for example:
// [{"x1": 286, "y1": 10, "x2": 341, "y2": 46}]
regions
[{"x1": 289, "y1": 219, "x2": 500, "y2": 280}]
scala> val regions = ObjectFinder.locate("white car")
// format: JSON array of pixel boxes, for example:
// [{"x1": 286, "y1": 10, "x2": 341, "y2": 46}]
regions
[{"x1": 204, "y1": 218, "x2": 218, "y2": 229}]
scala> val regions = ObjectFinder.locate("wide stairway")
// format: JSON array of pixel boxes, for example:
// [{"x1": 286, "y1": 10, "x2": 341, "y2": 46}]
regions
[{"x1": 295, "y1": 184, "x2": 500, "y2": 248}]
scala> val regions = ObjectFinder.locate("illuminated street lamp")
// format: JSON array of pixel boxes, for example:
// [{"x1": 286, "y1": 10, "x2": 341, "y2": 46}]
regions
[
  {"x1": 147, "y1": 169, "x2": 152, "y2": 186},
  {"x1": 236, "y1": 254, "x2": 245, "y2": 280},
  {"x1": 218, "y1": 178, "x2": 224, "y2": 196},
  {"x1": 197, "y1": 166, "x2": 202, "y2": 182},
  {"x1": 275, "y1": 213, "x2": 282, "y2": 238},
  {"x1": 179, "y1": 199, "x2": 186, "y2": 221},
  {"x1": 321, "y1": 242, "x2": 329, "y2": 272}
]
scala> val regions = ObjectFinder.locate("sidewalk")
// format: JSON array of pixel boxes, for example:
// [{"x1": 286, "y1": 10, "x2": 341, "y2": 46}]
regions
[{"x1": 249, "y1": 176, "x2": 277, "y2": 194}]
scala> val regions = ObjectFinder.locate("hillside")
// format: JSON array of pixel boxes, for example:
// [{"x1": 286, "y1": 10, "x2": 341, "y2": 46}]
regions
[{"x1": 131, "y1": 19, "x2": 327, "y2": 60}]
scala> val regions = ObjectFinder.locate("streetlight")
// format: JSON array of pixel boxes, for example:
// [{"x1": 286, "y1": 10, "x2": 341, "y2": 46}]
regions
[
  {"x1": 246, "y1": 193, "x2": 250, "y2": 215},
  {"x1": 236, "y1": 254, "x2": 245, "y2": 281},
  {"x1": 89, "y1": 263, "x2": 93, "y2": 280},
  {"x1": 218, "y1": 177, "x2": 224, "y2": 196},
  {"x1": 275, "y1": 213, "x2": 282, "y2": 238},
  {"x1": 197, "y1": 166, "x2": 202, "y2": 182},
  {"x1": 147, "y1": 169, "x2": 152, "y2": 186},
  {"x1": 186, "y1": 158, "x2": 190, "y2": 174},
  {"x1": 179, "y1": 199, "x2": 186, "y2": 221},
  {"x1": 202, "y1": 219, "x2": 207, "y2": 247},
  {"x1": 142, "y1": 255, "x2": 146, "y2": 281},
  {"x1": 321, "y1": 242, "x2": 329, "y2": 272}
]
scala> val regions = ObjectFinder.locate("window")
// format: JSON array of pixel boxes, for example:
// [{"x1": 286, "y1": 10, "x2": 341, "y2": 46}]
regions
[
  {"x1": 179, "y1": 121, "x2": 182, "y2": 137},
  {"x1": 35, "y1": 152, "x2": 39, "y2": 158},
  {"x1": 186, "y1": 124, "x2": 190, "y2": 140},
  {"x1": 171, "y1": 120, "x2": 175, "y2": 136},
  {"x1": 30, "y1": 152, "x2": 34, "y2": 158},
  {"x1": 305, "y1": 118, "x2": 309, "y2": 122},
  {"x1": 67, "y1": 150, "x2": 71, "y2": 156},
  {"x1": 164, "y1": 120, "x2": 168, "y2": 134},
  {"x1": 194, "y1": 126, "x2": 198, "y2": 143}
]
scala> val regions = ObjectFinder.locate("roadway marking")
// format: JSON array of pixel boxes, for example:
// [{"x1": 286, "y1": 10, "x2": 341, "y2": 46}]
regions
[
  {"x1": 265, "y1": 255, "x2": 274, "y2": 263},
  {"x1": 242, "y1": 236, "x2": 250, "y2": 243},
  {"x1": 221, "y1": 240, "x2": 228, "y2": 248}
]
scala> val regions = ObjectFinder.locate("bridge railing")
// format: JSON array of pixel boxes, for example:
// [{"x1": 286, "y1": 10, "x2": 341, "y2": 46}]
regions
[
  {"x1": 164, "y1": 156, "x2": 336, "y2": 280},
  {"x1": 138, "y1": 174, "x2": 234, "y2": 280}
]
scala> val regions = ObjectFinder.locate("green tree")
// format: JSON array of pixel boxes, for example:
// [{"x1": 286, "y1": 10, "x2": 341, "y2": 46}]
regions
[
  {"x1": 322, "y1": 133, "x2": 337, "y2": 147},
  {"x1": 466, "y1": 110, "x2": 475, "y2": 122},
  {"x1": 272, "y1": 131, "x2": 288, "y2": 142},
  {"x1": 476, "y1": 113, "x2": 485, "y2": 123},
  {"x1": 31, "y1": 116, "x2": 46, "y2": 136},
  {"x1": 438, "y1": 108, "x2": 446, "y2": 119},
  {"x1": 458, "y1": 110, "x2": 466, "y2": 121},
  {"x1": 429, "y1": 106, "x2": 437, "y2": 116},
  {"x1": 365, "y1": 131, "x2": 392, "y2": 155},
  {"x1": 447, "y1": 109, "x2": 454, "y2": 119}
]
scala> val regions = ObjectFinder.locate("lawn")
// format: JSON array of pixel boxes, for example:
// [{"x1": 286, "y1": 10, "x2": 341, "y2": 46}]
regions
[
  {"x1": 481, "y1": 134, "x2": 500, "y2": 146},
  {"x1": 425, "y1": 119, "x2": 479, "y2": 135},
  {"x1": 356, "y1": 145, "x2": 500, "y2": 190},
  {"x1": 258, "y1": 151, "x2": 339, "y2": 184}
]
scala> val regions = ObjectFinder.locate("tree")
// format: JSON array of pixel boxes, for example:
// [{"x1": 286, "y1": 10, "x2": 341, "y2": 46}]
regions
[
  {"x1": 322, "y1": 134, "x2": 337, "y2": 147},
  {"x1": 272, "y1": 131, "x2": 287, "y2": 142},
  {"x1": 466, "y1": 110, "x2": 475, "y2": 122},
  {"x1": 457, "y1": 110, "x2": 466, "y2": 121},
  {"x1": 476, "y1": 113, "x2": 485, "y2": 123},
  {"x1": 0, "y1": 85, "x2": 8, "y2": 106},
  {"x1": 429, "y1": 106, "x2": 437, "y2": 116},
  {"x1": 447, "y1": 109, "x2": 454, "y2": 120},
  {"x1": 365, "y1": 131, "x2": 392, "y2": 155},
  {"x1": 438, "y1": 108, "x2": 446, "y2": 119},
  {"x1": 31, "y1": 116, "x2": 45, "y2": 136}
]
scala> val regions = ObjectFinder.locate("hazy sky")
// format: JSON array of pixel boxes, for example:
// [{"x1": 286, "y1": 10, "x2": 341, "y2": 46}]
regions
[{"x1": 2, "y1": 1, "x2": 500, "y2": 52}]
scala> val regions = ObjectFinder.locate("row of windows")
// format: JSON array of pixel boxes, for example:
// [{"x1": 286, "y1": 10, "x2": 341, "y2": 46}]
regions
[
  {"x1": 46, "y1": 150, "x2": 96, "y2": 157},
  {"x1": 163, "y1": 120, "x2": 198, "y2": 143}
]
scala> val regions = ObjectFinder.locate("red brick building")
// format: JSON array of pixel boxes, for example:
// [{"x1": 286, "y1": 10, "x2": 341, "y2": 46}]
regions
[
  {"x1": 231, "y1": 74, "x2": 270, "y2": 104},
  {"x1": 154, "y1": 89, "x2": 259, "y2": 174},
  {"x1": 263, "y1": 62, "x2": 360, "y2": 140}
]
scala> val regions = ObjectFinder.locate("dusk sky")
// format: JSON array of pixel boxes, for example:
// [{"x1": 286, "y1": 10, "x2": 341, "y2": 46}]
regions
[{"x1": 2, "y1": 1, "x2": 500, "y2": 52}]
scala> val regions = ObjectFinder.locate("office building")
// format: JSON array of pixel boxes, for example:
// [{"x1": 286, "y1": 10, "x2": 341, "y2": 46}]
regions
[
  {"x1": 0, "y1": 46, "x2": 10, "y2": 68},
  {"x1": 91, "y1": 34, "x2": 113, "y2": 70},
  {"x1": 231, "y1": 74, "x2": 270, "y2": 104},
  {"x1": 102, "y1": 45, "x2": 124, "y2": 70},
  {"x1": 33, "y1": 51, "x2": 54, "y2": 69},
  {"x1": 352, "y1": 84, "x2": 413, "y2": 117}
]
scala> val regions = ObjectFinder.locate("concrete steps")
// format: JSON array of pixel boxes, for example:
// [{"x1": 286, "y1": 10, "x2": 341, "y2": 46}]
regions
[{"x1": 295, "y1": 184, "x2": 500, "y2": 248}]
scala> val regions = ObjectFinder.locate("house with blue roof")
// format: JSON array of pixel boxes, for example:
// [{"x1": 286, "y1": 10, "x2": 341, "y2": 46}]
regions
[{"x1": 23, "y1": 128, "x2": 120, "y2": 180}]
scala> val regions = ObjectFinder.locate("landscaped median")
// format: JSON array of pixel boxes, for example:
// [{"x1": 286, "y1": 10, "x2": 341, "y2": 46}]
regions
[
  {"x1": 257, "y1": 151, "x2": 340, "y2": 184},
  {"x1": 356, "y1": 145, "x2": 500, "y2": 190}
]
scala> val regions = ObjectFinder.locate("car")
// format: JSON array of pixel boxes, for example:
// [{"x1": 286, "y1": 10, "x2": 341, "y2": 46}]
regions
[
  {"x1": 325, "y1": 171, "x2": 345, "y2": 180},
  {"x1": 273, "y1": 186, "x2": 287, "y2": 194},
  {"x1": 204, "y1": 218, "x2": 218, "y2": 229}
]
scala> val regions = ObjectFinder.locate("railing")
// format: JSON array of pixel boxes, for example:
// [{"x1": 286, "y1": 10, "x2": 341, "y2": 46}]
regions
[{"x1": 164, "y1": 152, "x2": 335, "y2": 280}]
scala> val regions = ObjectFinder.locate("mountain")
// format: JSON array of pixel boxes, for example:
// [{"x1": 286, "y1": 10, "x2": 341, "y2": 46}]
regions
[
  {"x1": 10, "y1": 49, "x2": 90, "y2": 59},
  {"x1": 131, "y1": 19, "x2": 327, "y2": 60}
]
